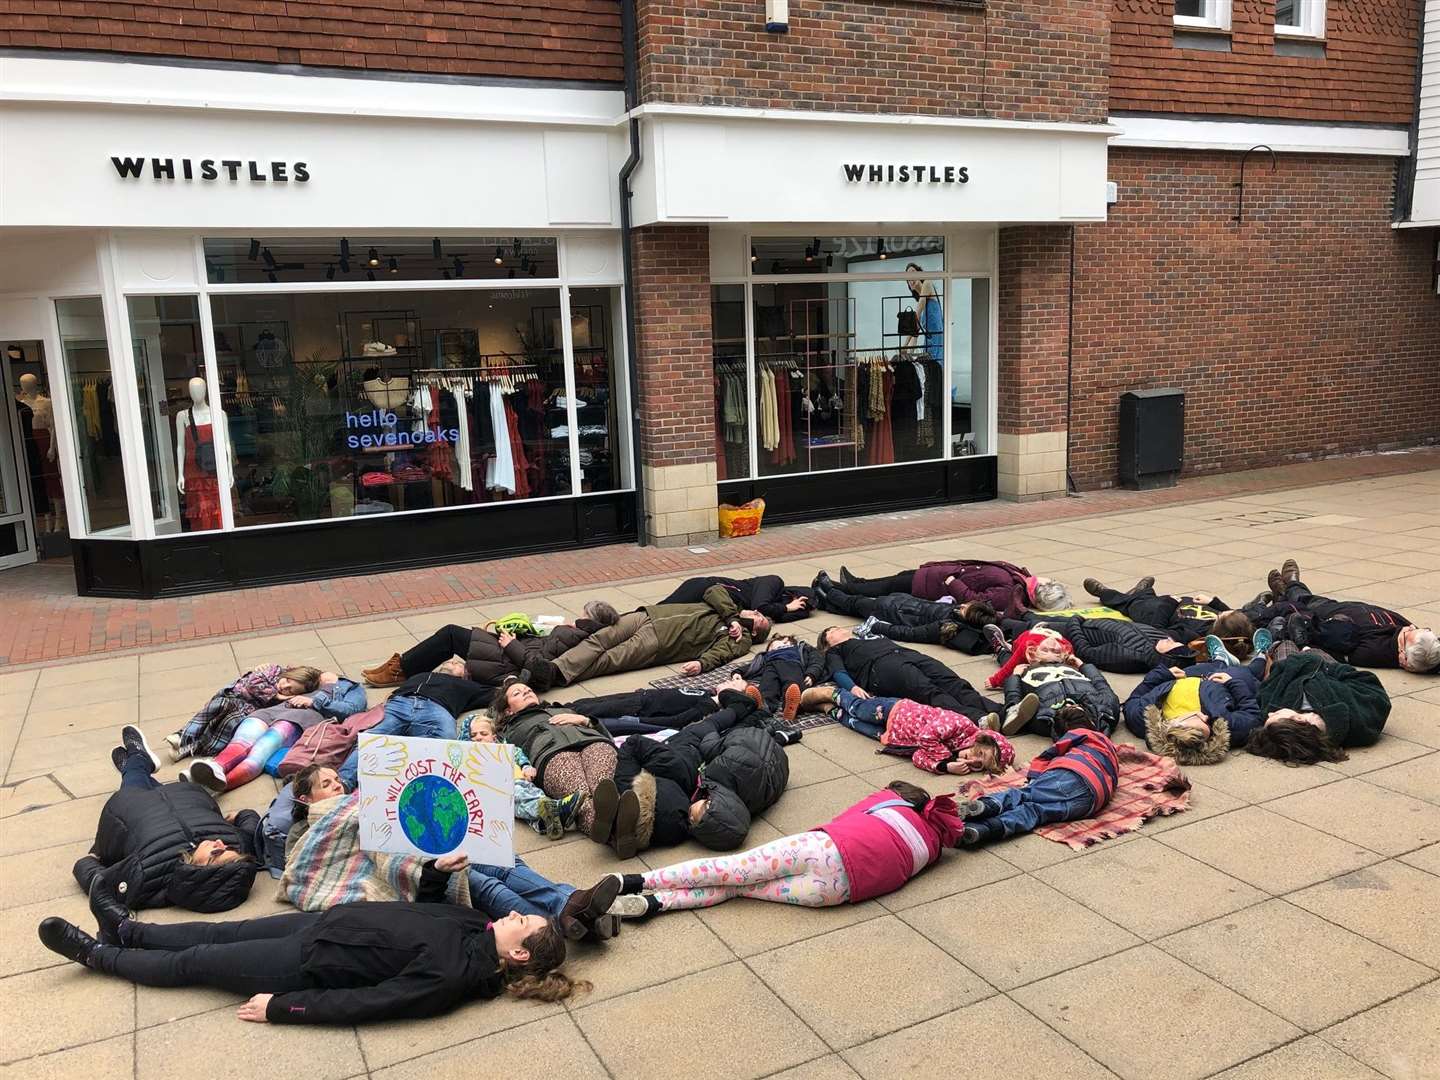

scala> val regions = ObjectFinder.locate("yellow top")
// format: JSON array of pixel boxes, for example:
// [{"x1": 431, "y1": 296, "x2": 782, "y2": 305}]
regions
[{"x1": 1162, "y1": 677, "x2": 1203, "y2": 720}]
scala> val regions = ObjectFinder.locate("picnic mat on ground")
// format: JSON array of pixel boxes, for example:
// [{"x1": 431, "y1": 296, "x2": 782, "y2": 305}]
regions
[
  {"x1": 959, "y1": 744, "x2": 1191, "y2": 849},
  {"x1": 647, "y1": 662, "x2": 839, "y2": 732}
]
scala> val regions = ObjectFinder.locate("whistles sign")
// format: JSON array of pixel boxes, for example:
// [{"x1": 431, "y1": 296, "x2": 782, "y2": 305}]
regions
[
  {"x1": 110, "y1": 157, "x2": 311, "y2": 183},
  {"x1": 843, "y1": 163, "x2": 970, "y2": 185}
]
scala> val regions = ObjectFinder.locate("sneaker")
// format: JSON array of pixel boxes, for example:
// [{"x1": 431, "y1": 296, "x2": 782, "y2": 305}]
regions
[
  {"x1": 1082, "y1": 577, "x2": 1105, "y2": 598},
  {"x1": 955, "y1": 797, "x2": 988, "y2": 818},
  {"x1": 187, "y1": 758, "x2": 227, "y2": 794},
  {"x1": 982, "y1": 623, "x2": 1009, "y2": 656},
  {"x1": 1285, "y1": 612, "x2": 1311, "y2": 649},
  {"x1": 856, "y1": 615, "x2": 879, "y2": 637},
  {"x1": 110, "y1": 746, "x2": 128, "y2": 773},
  {"x1": 163, "y1": 733, "x2": 185, "y2": 763},
  {"x1": 121, "y1": 726, "x2": 160, "y2": 773},
  {"x1": 958, "y1": 824, "x2": 987, "y2": 848},
  {"x1": 609, "y1": 894, "x2": 653, "y2": 919},
  {"x1": 978, "y1": 712, "x2": 1000, "y2": 732},
  {"x1": 781, "y1": 683, "x2": 802, "y2": 722},
  {"x1": 1001, "y1": 693, "x2": 1040, "y2": 735},
  {"x1": 1252, "y1": 627, "x2": 1274, "y2": 655},
  {"x1": 535, "y1": 799, "x2": 565, "y2": 840},
  {"x1": 1281, "y1": 558, "x2": 1300, "y2": 586},
  {"x1": 1268, "y1": 615, "x2": 1287, "y2": 641},
  {"x1": 742, "y1": 684, "x2": 766, "y2": 711},
  {"x1": 1204, "y1": 634, "x2": 1240, "y2": 665},
  {"x1": 555, "y1": 791, "x2": 585, "y2": 831}
]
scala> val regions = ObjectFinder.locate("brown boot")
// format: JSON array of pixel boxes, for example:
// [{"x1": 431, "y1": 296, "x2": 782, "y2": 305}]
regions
[
  {"x1": 799, "y1": 685, "x2": 835, "y2": 711},
  {"x1": 1281, "y1": 558, "x2": 1300, "y2": 586},
  {"x1": 362, "y1": 653, "x2": 405, "y2": 687},
  {"x1": 1266, "y1": 569, "x2": 1285, "y2": 598},
  {"x1": 782, "y1": 683, "x2": 802, "y2": 722}
]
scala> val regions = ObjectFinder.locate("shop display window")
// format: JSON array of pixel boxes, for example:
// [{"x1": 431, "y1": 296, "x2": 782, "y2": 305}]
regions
[
  {"x1": 203, "y1": 236, "x2": 559, "y2": 286},
  {"x1": 711, "y1": 284, "x2": 750, "y2": 480},
  {"x1": 54, "y1": 297, "x2": 130, "y2": 534},
  {"x1": 204, "y1": 285, "x2": 622, "y2": 527},
  {"x1": 948, "y1": 278, "x2": 991, "y2": 458},
  {"x1": 751, "y1": 235, "x2": 944, "y2": 276}
]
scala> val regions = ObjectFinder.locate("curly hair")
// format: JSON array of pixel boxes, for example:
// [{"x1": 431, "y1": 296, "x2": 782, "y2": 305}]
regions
[{"x1": 503, "y1": 920, "x2": 591, "y2": 1003}]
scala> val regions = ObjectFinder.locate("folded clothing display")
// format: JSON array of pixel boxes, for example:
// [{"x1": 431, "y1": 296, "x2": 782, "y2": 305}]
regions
[{"x1": 360, "y1": 471, "x2": 396, "y2": 487}]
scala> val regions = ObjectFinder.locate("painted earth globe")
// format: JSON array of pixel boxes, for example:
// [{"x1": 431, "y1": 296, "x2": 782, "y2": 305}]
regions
[{"x1": 396, "y1": 773, "x2": 468, "y2": 854}]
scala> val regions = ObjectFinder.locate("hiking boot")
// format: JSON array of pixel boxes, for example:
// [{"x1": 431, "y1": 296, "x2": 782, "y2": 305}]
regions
[
  {"x1": 1285, "y1": 612, "x2": 1311, "y2": 649},
  {"x1": 362, "y1": 653, "x2": 405, "y2": 688},
  {"x1": 38, "y1": 918, "x2": 101, "y2": 968},
  {"x1": 611, "y1": 789, "x2": 642, "y2": 860},
  {"x1": 562, "y1": 875, "x2": 622, "y2": 934},
  {"x1": 1281, "y1": 558, "x2": 1300, "y2": 586},
  {"x1": 742, "y1": 684, "x2": 766, "y2": 711},
  {"x1": 121, "y1": 726, "x2": 159, "y2": 773},
  {"x1": 781, "y1": 683, "x2": 802, "y2": 722},
  {"x1": 1205, "y1": 634, "x2": 1239, "y2": 665},
  {"x1": 187, "y1": 758, "x2": 227, "y2": 794},
  {"x1": 799, "y1": 685, "x2": 835, "y2": 711},
  {"x1": 982, "y1": 623, "x2": 1009, "y2": 656},
  {"x1": 1267, "y1": 569, "x2": 1285, "y2": 598},
  {"x1": 1082, "y1": 577, "x2": 1105, "y2": 599},
  {"x1": 163, "y1": 733, "x2": 185, "y2": 763},
  {"x1": 535, "y1": 798, "x2": 566, "y2": 840},
  {"x1": 1002, "y1": 693, "x2": 1040, "y2": 735},
  {"x1": 588, "y1": 778, "x2": 620, "y2": 845},
  {"x1": 555, "y1": 792, "x2": 584, "y2": 832},
  {"x1": 1131, "y1": 575, "x2": 1156, "y2": 595}
]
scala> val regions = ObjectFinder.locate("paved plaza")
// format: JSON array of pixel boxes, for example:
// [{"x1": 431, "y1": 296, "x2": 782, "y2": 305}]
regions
[{"x1": 2, "y1": 465, "x2": 1439, "y2": 1080}]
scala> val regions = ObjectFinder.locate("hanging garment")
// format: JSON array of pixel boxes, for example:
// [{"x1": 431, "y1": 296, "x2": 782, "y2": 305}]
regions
[
  {"x1": 182, "y1": 422, "x2": 222, "y2": 530},
  {"x1": 866, "y1": 372, "x2": 895, "y2": 467},
  {"x1": 763, "y1": 368, "x2": 781, "y2": 453},
  {"x1": 485, "y1": 382, "x2": 515, "y2": 493},
  {"x1": 775, "y1": 368, "x2": 795, "y2": 466},
  {"x1": 452, "y1": 387, "x2": 474, "y2": 492},
  {"x1": 914, "y1": 362, "x2": 927, "y2": 420},
  {"x1": 426, "y1": 387, "x2": 454, "y2": 481},
  {"x1": 503, "y1": 399, "x2": 531, "y2": 499},
  {"x1": 82, "y1": 382, "x2": 102, "y2": 438},
  {"x1": 15, "y1": 401, "x2": 49, "y2": 514}
]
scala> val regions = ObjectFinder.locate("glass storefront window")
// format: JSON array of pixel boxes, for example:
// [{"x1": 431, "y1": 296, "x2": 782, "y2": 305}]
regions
[
  {"x1": 126, "y1": 296, "x2": 213, "y2": 534},
  {"x1": 206, "y1": 286, "x2": 619, "y2": 527},
  {"x1": 711, "y1": 285, "x2": 750, "y2": 480},
  {"x1": 54, "y1": 297, "x2": 130, "y2": 534},
  {"x1": 948, "y1": 278, "x2": 991, "y2": 457},
  {"x1": 203, "y1": 236, "x2": 559, "y2": 285},
  {"x1": 751, "y1": 235, "x2": 944, "y2": 275}
]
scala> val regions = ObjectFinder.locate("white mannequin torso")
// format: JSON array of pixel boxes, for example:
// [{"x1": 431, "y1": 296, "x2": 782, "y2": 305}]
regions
[{"x1": 175, "y1": 378, "x2": 232, "y2": 494}]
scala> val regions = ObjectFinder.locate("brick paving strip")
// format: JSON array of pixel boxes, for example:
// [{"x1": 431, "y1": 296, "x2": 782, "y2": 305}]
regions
[{"x1": 3, "y1": 448, "x2": 1436, "y2": 668}]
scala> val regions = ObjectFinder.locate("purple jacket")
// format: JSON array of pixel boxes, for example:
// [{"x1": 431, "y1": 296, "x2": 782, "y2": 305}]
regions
[{"x1": 910, "y1": 561, "x2": 1033, "y2": 618}]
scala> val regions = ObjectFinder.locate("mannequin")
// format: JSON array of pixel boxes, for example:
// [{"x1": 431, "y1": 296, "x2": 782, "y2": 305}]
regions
[
  {"x1": 16, "y1": 372, "x2": 62, "y2": 532},
  {"x1": 904, "y1": 265, "x2": 943, "y2": 361},
  {"x1": 175, "y1": 377, "x2": 232, "y2": 531}
]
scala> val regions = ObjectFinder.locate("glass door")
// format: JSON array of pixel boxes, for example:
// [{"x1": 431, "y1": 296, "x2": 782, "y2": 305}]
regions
[{"x1": 0, "y1": 344, "x2": 38, "y2": 569}]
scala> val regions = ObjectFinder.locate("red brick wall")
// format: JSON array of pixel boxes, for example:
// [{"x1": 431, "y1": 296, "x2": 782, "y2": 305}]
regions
[
  {"x1": 0, "y1": 0, "x2": 622, "y2": 83},
  {"x1": 638, "y1": 0, "x2": 1109, "y2": 122},
  {"x1": 631, "y1": 225, "x2": 715, "y2": 468},
  {"x1": 1110, "y1": 0, "x2": 1418, "y2": 124},
  {"x1": 1067, "y1": 149, "x2": 1440, "y2": 488},
  {"x1": 998, "y1": 226, "x2": 1072, "y2": 435}
]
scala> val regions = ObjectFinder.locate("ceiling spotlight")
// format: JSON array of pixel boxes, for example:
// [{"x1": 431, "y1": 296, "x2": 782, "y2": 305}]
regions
[
  {"x1": 751, "y1": 247, "x2": 758, "y2": 264},
  {"x1": 494, "y1": 247, "x2": 504, "y2": 266},
  {"x1": 432, "y1": 237, "x2": 443, "y2": 260},
  {"x1": 367, "y1": 247, "x2": 380, "y2": 267},
  {"x1": 247, "y1": 238, "x2": 260, "y2": 261},
  {"x1": 388, "y1": 256, "x2": 399, "y2": 275},
  {"x1": 877, "y1": 237, "x2": 888, "y2": 260},
  {"x1": 326, "y1": 263, "x2": 335, "y2": 280}
]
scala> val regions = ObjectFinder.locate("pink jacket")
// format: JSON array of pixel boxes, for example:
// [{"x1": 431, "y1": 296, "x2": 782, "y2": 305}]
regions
[
  {"x1": 880, "y1": 699, "x2": 1016, "y2": 774},
  {"x1": 818, "y1": 789, "x2": 964, "y2": 902}
]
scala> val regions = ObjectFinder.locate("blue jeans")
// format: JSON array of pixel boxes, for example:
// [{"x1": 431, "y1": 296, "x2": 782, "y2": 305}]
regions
[
  {"x1": 338, "y1": 695, "x2": 457, "y2": 791},
  {"x1": 120, "y1": 751, "x2": 160, "y2": 791},
  {"x1": 835, "y1": 691, "x2": 900, "y2": 741},
  {"x1": 466, "y1": 858, "x2": 574, "y2": 919},
  {"x1": 979, "y1": 769, "x2": 1095, "y2": 839}
]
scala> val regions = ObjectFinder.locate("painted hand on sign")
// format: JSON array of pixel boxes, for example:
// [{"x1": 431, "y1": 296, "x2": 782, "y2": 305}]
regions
[{"x1": 360, "y1": 736, "x2": 409, "y2": 778}]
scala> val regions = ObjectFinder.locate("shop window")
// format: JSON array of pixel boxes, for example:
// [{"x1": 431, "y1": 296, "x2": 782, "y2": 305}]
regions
[
  {"x1": 54, "y1": 298, "x2": 130, "y2": 535},
  {"x1": 203, "y1": 236, "x2": 559, "y2": 286},
  {"x1": 126, "y1": 296, "x2": 215, "y2": 534},
  {"x1": 1174, "y1": 0, "x2": 1231, "y2": 30},
  {"x1": 1274, "y1": 0, "x2": 1323, "y2": 37},
  {"x1": 712, "y1": 284, "x2": 750, "y2": 480},
  {"x1": 750, "y1": 235, "x2": 944, "y2": 276},
  {"x1": 948, "y1": 278, "x2": 991, "y2": 458},
  {"x1": 206, "y1": 286, "x2": 628, "y2": 528}
]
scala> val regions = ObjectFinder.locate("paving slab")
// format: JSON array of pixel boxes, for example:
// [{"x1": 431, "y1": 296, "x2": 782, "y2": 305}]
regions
[
  {"x1": 1288, "y1": 859, "x2": 1440, "y2": 968},
  {"x1": 1320, "y1": 982, "x2": 1440, "y2": 1080}
]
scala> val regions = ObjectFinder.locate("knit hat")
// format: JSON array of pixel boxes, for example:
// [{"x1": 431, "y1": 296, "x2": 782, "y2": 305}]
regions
[
  {"x1": 987, "y1": 626, "x2": 1073, "y2": 689},
  {"x1": 1143, "y1": 704, "x2": 1231, "y2": 765}
]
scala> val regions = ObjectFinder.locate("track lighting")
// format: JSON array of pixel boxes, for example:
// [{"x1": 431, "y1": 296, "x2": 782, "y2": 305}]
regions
[
  {"x1": 877, "y1": 237, "x2": 888, "y2": 260},
  {"x1": 367, "y1": 247, "x2": 380, "y2": 267},
  {"x1": 432, "y1": 237, "x2": 443, "y2": 260},
  {"x1": 388, "y1": 256, "x2": 399, "y2": 274},
  {"x1": 248, "y1": 238, "x2": 260, "y2": 261},
  {"x1": 340, "y1": 238, "x2": 351, "y2": 259},
  {"x1": 494, "y1": 247, "x2": 504, "y2": 266},
  {"x1": 326, "y1": 263, "x2": 335, "y2": 280}
]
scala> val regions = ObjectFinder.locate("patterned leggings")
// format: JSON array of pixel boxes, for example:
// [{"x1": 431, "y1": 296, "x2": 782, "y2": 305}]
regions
[
  {"x1": 211, "y1": 717, "x2": 302, "y2": 791},
  {"x1": 643, "y1": 831, "x2": 851, "y2": 910},
  {"x1": 539, "y1": 743, "x2": 617, "y2": 835}
]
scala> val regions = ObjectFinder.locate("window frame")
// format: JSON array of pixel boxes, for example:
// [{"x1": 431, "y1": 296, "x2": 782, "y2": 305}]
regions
[
  {"x1": 1173, "y1": 0, "x2": 1232, "y2": 32},
  {"x1": 1273, "y1": 0, "x2": 1325, "y2": 39}
]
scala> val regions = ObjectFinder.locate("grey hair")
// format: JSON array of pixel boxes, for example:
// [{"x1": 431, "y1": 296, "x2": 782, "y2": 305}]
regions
[
  {"x1": 583, "y1": 600, "x2": 619, "y2": 627},
  {"x1": 1031, "y1": 580, "x2": 1073, "y2": 611},
  {"x1": 1403, "y1": 629, "x2": 1440, "y2": 673}
]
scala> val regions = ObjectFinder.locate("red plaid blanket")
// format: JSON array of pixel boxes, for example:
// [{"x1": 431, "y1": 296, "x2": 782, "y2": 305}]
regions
[{"x1": 960, "y1": 744, "x2": 1192, "y2": 849}]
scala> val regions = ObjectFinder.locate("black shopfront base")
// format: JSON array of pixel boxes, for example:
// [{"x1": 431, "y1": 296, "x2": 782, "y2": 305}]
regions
[
  {"x1": 718, "y1": 456, "x2": 997, "y2": 527},
  {"x1": 72, "y1": 492, "x2": 637, "y2": 598}
]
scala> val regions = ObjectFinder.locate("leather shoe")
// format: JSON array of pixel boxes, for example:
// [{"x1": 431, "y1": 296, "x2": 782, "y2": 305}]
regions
[
  {"x1": 1281, "y1": 558, "x2": 1300, "y2": 586},
  {"x1": 611, "y1": 790, "x2": 641, "y2": 860},
  {"x1": 89, "y1": 869, "x2": 135, "y2": 947},
  {"x1": 588, "y1": 778, "x2": 619, "y2": 845},
  {"x1": 38, "y1": 917, "x2": 100, "y2": 968},
  {"x1": 561, "y1": 874, "x2": 622, "y2": 932}
]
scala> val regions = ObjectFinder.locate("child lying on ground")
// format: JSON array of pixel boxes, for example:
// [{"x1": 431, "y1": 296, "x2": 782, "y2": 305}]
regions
[
  {"x1": 740, "y1": 634, "x2": 825, "y2": 720},
  {"x1": 826, "y1": 690, "x2": 1015, "y2": 776},
  {"x1": 462, "y1": 711, "x2": 582, "y2": 839},
  {"x1": 958, "y1": 704, "x2": 1120, "y2": 846},
  {"x1": 990, "y1": 626, "x2": 1121, "y2": 737}
]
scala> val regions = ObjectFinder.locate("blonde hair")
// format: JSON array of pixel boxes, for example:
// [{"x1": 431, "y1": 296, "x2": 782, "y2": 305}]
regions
[
  {"x1": 1167, "y1": 725, "x2": 1208, "y2": 751},
  {"x1": 279, "y1": 666, "x2": 323, "y2": 692}
]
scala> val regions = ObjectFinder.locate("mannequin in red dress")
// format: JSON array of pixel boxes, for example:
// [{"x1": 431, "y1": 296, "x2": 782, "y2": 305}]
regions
[{"x1": 175, "y1": 377, "x2": 231, "y2": 531}]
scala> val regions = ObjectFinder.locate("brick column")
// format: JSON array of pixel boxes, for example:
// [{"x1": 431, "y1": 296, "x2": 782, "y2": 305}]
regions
[
  {"x1": 630, "y1": 224, "x2": 718, "y2": 545},
  {"x1": 997, "y1": 225, "x2": 1072, "y2": 501}
]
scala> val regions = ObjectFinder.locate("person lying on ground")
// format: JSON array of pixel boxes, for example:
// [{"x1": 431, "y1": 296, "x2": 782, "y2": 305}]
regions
[
  {"x1": 957, "y1": 706, "x2": 1121, "y2": 847},
  {"x1": 523, "y1": 585, "x2": 768, "y2": 688},
  {"x1": 986, "y1": 626, "x2": 1122, "y2": 737},
  {"x1": 258, "y1": 762, "x2": 348, "y2": 875},
  {"x1": 74, "y1": 726, "x2": 262, "y2": 914},
  {"x1": 592, "y1": 689, "x2": 791, "y2": 858},
  {"x1": 337, "y1": 658, "x2": 493, "y2": 791},
  {"x1": 561, "y1": 686, "x2": 721, "y2": 735},
  {"x1": 829, "y1": 559, "x2": 1039, "y2": 617},
  {"x1": 601, "y1": 779, "x2": 964, "y2": 919},
  {"x1": 817, "y1": 625, "x2": 1001, "y2": 724},
  {"x1": 657, "y1": 574, "x2": 814, "y2": 624},
  {"x1": 1083, "y1": 575, "x2": 1240, "y2": 646},
  {"x1": 1244, "y1": 559, "x2": 1439, "y2": 674},
  {"x1": 738, "y1": 633, "x2": 826, "y2": 720},
  {"x1": 460, "y1": 711, "x2": 583, "y2": 839},
  {"x1": 39, "y1": 898, "x2": 586, "y2": 1025},
  {"x1": 814, "y1": 688, "x2": 1016, "y2": 775},
  {"x1": 988, "y1": 612, "x2": 1197, "y2": 674},
  {"x1": 811, "y1": 571, "x2": 998, "y2": 655},
  {"x1": 361, "y1": 603, "x2": 618, "y2": 691},
  {"x1": 1121, "y1": 657, "x2": 1266, "y2": 765},
  {"x1": 1246, "y1": 643, "x2": 1391, "y2": 765},
  {"x1": 182, "y1": 669, "x2": 368, "y2": 794},
  {"x1": 166, "y1": 664, "x2": 323, "y2": 763}
]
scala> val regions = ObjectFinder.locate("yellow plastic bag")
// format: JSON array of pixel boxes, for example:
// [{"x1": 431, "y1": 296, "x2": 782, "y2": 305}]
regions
[{"x1": 718, "y1": 498, "x2": 766, "y2": 538}]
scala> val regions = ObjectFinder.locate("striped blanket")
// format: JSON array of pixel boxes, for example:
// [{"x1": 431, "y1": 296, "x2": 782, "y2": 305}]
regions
[
  {"x1": 647, "y1": 661, "x2": 839, "y2": 732},
  {"x1": 960, "y1": 743, "x2": 1191, "y2": 849},
  {"x1": 280, "y1": 792, "x2": 471, "y2": 910}
]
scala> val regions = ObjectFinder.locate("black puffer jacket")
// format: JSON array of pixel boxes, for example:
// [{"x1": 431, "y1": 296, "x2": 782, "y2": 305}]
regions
[
  {"x1": 73, "y1": 782, "x2": 262, "y2": 911},
  {"x1": 463, "y1": 622, "x2": 597, "y2": 686},
  {"x1": 568, "y1": 688, "x2": 718, "y2": 730},
  {"x1": 1016, "y1": 614, "x2": 1193, "y2": 675},
  {"x1": 698, "y1": 725, "x2": 790, "y2": 816}
]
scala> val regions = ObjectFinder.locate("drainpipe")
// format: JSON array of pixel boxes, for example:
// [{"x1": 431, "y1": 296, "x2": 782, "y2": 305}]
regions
[{"x1": 619, "y1": 0, "x2": 649, "y2": 545}]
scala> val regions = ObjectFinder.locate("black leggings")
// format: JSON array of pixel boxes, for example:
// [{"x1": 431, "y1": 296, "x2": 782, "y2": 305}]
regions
[
  {"x1": 401, "y1": 624, "x2": 475, "y2": 677},
  {"x1": 97, "y1": 911, "x2": 318, "y2": 995},
  {"x1": 839, "y1": 570, "x2": 916, "y2": 598}
]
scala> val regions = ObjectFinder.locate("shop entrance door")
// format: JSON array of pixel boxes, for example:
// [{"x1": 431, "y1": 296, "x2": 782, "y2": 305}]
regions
[{"x1": 1, "y1": 341, "x2": 70, "y2": 569}]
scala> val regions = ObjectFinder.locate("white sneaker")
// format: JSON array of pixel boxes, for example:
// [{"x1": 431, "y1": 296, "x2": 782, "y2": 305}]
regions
[
  {"x1": 163, "y1": 733, "x2": 185, "y2": 763},
  {"x1": 608, "y1": 894, "x2": 652, "y2": 919},
  {"x1": 187, "y1": 758, "x2": 227, "y2": 794}
]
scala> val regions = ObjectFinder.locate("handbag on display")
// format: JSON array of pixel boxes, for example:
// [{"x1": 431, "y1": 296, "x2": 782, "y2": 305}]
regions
[
  {"x1": 897, "y1": 307, "x2": 921, "y2": 337},
  {"x1": 186, "y1": 410, "x2": 217, "y2": 475}
]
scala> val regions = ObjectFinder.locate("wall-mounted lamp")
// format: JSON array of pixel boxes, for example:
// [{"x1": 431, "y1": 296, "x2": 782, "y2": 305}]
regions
[{"x1": 765, "y1": 0, "x2": 789, "y2": 33}]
